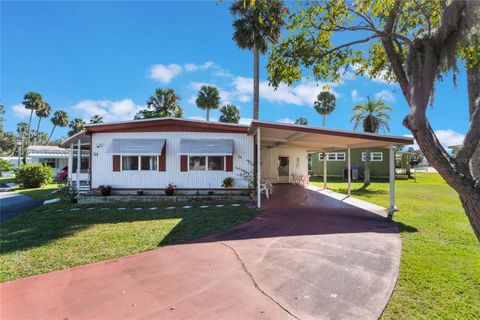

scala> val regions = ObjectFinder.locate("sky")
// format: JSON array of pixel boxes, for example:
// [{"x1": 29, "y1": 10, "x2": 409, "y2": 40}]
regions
[{"x1": 1, "y1": 1, "x2": 470, "y2": 148}]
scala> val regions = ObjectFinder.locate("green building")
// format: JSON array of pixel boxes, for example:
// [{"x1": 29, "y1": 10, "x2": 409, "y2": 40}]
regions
[{"x1": 309, "y1": 148, "x2": 390, "y2": 179}]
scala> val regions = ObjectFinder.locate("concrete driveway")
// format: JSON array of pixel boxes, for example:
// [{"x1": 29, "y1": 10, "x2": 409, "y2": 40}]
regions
[
  {"x1": 0, "y1": 189, "x2": 42, "y2": 223},
  {"x1": 0, "y1": 186, "x2": 401, "y2": 320}
]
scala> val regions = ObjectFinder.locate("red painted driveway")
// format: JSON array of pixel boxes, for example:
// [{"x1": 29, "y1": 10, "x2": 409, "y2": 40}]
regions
[{"x1": 1, "y1": 186, "x2": 401, "y2": 320}]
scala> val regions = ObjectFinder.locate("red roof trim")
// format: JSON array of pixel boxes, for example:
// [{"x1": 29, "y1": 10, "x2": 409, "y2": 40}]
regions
[
  {"x1": 249, "y1": 120, "x2": 414, "y2": 145},
  {"x1": 85, "y1": 118, "x2": 249, "y2": 134}
]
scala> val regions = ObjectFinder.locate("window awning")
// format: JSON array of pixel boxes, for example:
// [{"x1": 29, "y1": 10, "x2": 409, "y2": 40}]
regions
[
  {"x1": 180, "y1": 139, "x2": 234, "y2": 156},
  {"x1": 110, "y1": 139, "x2": 166, "y2": 155}
]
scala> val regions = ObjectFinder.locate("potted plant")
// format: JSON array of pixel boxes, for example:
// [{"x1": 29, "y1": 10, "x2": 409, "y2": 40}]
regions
[
  {"x1": 165, "y1": 183, "x2": 175, "y2": 196},
  {"x1": 100, "y1": 185, "x2": 112, "y2": 196},
  {"x1": 137, "y1": 189, "x2": 144, "y2": 196},
  {"x1": 222, "y1": 177, "x2": 234, "y2": 188}
]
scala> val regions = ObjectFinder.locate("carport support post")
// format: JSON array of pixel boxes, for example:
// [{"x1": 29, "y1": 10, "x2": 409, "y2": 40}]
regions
[
  {"x1": 388, "y1": 145, "x2": 398, "y2": 219},
  {"x1": 68, "y1": 144, "x2": 73, "y2": 181},
  {"x1": 76, "y1": 139, "x2": 81, "y2": 191},
  {"x1": 256, "y1": 128, "x2": 261, "y2": 208},
  {"x1": 323, "y1": 152, "x2": 327, "y2": 189},
  {"x1": 347, "y1": 148, "x2": 351, "y2": 197}
]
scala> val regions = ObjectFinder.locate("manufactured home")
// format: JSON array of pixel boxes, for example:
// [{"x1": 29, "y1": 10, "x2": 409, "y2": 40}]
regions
[
  {"x1": 309, "y1": 148, "x2": 391, "y2": 179},
  {"x1": 61, "y1": 118, "x2": 413, "y2": 211}
]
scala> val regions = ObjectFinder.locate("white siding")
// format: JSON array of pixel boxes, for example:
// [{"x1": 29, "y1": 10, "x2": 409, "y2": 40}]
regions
[
  {"x1": 91, "y1": 132, "x2": 254, "y2": 189},
  {"x1": 260, "y1": 147, "x2": 308, "y2": 183}
]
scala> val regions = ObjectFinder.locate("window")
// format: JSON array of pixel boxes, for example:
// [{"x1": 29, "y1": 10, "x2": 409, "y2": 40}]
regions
[
  {"x1": 189, "y1": 156, "x2": 206, "y2": 171},
  {"x1": 362, "y1": 152, "x2": 383, "y2": 161},
  {"x1": 122, "y1": 156, "x2": 139, "y2": 170},
  {"x1": 319, "y1": 152, "x2": 346, "y2": 161},
  {"x1": 121, "y1": 155, "x2": 158, "y2": 171},
  {"x1": 189, "y1": 156, "x2": 226, "y2": 171},
  {"x1": 140, "y1": 156, "x2": 157, "y2": 171},
  {"x1": 72, "y1": 157, "x2": 90, "y2": 172},
  {"x1": 39, "y1": 158, "x2": 56, "y2": 168},
  {"x1": 208, "y1": 156, "x2": 224, "y2": 171}
]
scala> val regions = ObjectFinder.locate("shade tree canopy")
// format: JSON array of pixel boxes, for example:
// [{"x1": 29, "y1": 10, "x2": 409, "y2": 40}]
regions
[{"x1": 267, "y1": 0, "x2": 480, "y2": 241}]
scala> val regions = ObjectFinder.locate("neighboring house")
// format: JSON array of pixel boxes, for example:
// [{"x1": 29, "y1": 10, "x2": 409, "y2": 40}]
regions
[
  {"x1": 310, "y1": 148, "x2": 390, "y2": 179},
  {"x1": 60, "y1": 118, "x2": 413, "y2": 202},
  {"x1": 448, "y1": 145, "x2": 462, "y2": 157},
  {"x1": 26, "y1": 146, "x2": 69, "y2": 175}
]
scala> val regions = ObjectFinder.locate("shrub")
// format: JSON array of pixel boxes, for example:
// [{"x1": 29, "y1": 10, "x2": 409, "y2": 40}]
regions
[
  {"x1": 99, "y1": 185, "x2": 112, "y2": 196},
  {"x1": 15, "y1": 163, "x2": 54, "y2": 188},
  {"x1": 58, "y1": 179, "x2": 78, "y2": 203},
  {"x1": 0, "y1": 159, "x2": 14, "y2": 176},
  {"x1": 222, "y1": 177, "x2": 234, "y2": 188}
]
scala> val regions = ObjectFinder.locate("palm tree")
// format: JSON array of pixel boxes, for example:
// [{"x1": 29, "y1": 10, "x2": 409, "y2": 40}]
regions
[
  {"x1": 22, "y1": 92, "x2": 44, "y2": 146},
  {"x1": 350, "y1": 96, "x2": 393, "y2": 186},
  {"x1": 34, "y1": 102, "x2": 51, "y2": 144},
  {"x1": 219, "y1": 104, "x2": 240, "y2": 123},
  {"x1": 68, "y1": 118, "x2": 86, "y2": 137},
  {"x1": 295, "y1": 117, "x2": 308, "y2": 125},
  {"x1": 314, "y1": 91, "x2": 336, "y2": 127},
  {"x1": 195, "y1": 85, "x2": 220, "y2": 122},
  {"x1": 230, "y1": 0, "x2": 285, "y2": 120},
  {"x1": 135, "y1": 88, "x2": 183, "y2": 119},
  {"x1": 16, "y1": 122, "x2": 28, "y2": 162},
  {"x1": 89, "y1": 114, "x2": 103, "y2": 124},
  {"x1": 47, "y1": 110, "x2": 69, "y2": 143}
]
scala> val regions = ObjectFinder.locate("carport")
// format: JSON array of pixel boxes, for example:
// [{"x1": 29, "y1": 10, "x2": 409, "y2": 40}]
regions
[{"x1": 248, "y1": 121, "x2": 414, "y2": 217}]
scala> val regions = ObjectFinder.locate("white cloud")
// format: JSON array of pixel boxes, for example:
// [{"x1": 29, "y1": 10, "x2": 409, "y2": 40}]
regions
[
  {"x1": 351, "y1": 89, "x2": 362, "y2": 102},
  {"x1": 149, "y1": 64, "x2": 182, "y2": 83},
  {"x1": 184, "y1": 61, "x2": 215, "y2": 72},
  {"x1": 277, "y1": 117, "x2": 295, "y2": 124},
  {"x1": 404, "y1": 129, "x2": 465, "y2": 150},
  {"x1": 187, "y1": 95, "x2": 197, "y2": 105},
  {"x1": 72, "y1": 99, "x2": 144, "y2": 122},
  {"x1": 187, "y1": 115, "x2": 219, "y2": 122},
  {"x1": 212, "y1": 68, "x2": 233, "y2": 78},
  {"x1": 12, "y1": 104, "x2": 31, "y2": 119},
  {"x1": 239, "y1": 117, "x2": 252, "y2": 125},
  {"x1": 434, "y1": 129, "x2": 465, "y2": 147},
  {"x1": 375, "y1": 89, "x2": 395, "y2": 102},
  {"x1": 232, "y1": 76, "x2": 337, "y2": 107}
]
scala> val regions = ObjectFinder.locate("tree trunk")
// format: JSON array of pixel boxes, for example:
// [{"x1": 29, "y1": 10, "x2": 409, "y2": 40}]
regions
[
  {"x1": 364, "y1": 149, "x2": 370, "y2": 186},
  {"x1": 380, "y1": 0, "x2": 480, "y2": 242},
  {"x1": 35, "y1": 117, "x2": 42, "y2": 145},
  {"x1": 322, "y1": 115, "x2": 325, "y2": 127},
  {"x1": 466, "y1": 66, "x2": 480, "y2": 181},
  {"x1": 206, "y1": 108, "x2": 210, "y2": 122},
  {"x1": 253, "y1": 44, "x2": 260, "y2": 120},
  {"x1": 47, "y1": 125, "x2": 57, "y2": 144},
  {"x1": 27, "y1": 109, "x2": 33, "y2": 146}
]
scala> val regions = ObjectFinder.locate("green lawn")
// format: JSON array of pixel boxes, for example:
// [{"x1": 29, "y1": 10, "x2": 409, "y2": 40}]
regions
[
  {"x1": 0, "y1": 202, "x2": 257, "y2": 282},
  {"x1": 310, "y1": 173, "x2": 480, "y2": 319},
  {"x1": 1, "y1": 175, "x2": 59, "y2": 201},
  {"x1": 13, "y1": 183, "x2": 59, "y2": 201}
]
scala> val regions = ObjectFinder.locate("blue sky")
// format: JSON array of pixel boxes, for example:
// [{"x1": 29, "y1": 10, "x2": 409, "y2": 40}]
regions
[{"x1": 1, "y1": 1, "x2": 469, "y2": 148}]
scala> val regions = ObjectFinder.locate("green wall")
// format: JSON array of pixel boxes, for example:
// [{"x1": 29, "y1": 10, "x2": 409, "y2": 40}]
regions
[{"x1": 310, "y1": 148, "x2": 390, "y2": 179}]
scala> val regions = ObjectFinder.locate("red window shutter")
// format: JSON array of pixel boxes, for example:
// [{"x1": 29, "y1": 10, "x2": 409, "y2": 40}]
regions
[
  {"x1": 226, "y1": 155, "x2": 233, "y2": 172},
  {"x1": 158, "y1": 143, "x2": 166, "y2": 171},
  {"x1": 180, "y1": 155, "x2": 188, "y2": 172},
  {"x1": 113, "y1": 155, "x2": 120, "y2": 171}
]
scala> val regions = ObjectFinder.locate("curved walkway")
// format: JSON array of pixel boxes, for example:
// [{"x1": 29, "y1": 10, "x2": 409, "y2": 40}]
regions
[{"x1": 1, "y1": 186, "x2": 401, "y2": 320}]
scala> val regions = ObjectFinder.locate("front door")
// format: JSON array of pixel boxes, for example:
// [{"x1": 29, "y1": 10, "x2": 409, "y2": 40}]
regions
[{"x1": 278, "y1": 156, "x2": 290, "y2": 183}]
